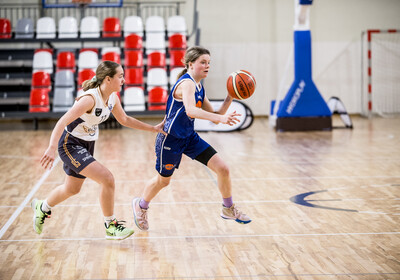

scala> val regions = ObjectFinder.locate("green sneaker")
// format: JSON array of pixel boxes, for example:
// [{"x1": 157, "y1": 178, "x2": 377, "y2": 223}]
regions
[
  {"x1": 105, "y1": 219, "x2": 134, "y2": 240},
  {"x1": 31, "y1": 198, "x2": 51, "y2": 234}
]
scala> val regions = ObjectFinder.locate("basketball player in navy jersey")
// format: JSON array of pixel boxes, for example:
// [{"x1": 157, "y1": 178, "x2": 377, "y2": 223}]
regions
[
  {"x1": 32, "y1": 61, "x2": 166, "y2": 240},
  {"x1": 132, "y1": 46, "x2": 251, "y2": 231}
]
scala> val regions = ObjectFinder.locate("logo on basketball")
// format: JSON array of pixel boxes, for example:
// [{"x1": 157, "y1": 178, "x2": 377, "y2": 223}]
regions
[{"x1": 226, "y1": 70, "x2": 256, "y2": 100}]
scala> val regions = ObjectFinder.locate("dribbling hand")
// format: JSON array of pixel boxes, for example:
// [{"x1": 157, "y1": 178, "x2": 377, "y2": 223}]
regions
[{"x1": 221, "y1": 110, "x2": 241, "y2": 126}]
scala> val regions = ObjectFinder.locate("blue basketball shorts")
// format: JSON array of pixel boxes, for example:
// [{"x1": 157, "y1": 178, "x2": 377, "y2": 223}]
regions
[
  {"x1": 58, "y1": 130, "x2": 96, "y2": 179},
  {"x1": 155, "y1": 132, "x2": 211, "y2": 177}
]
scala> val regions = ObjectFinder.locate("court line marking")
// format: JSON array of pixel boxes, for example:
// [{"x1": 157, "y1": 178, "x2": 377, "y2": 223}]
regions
[
  {"x1": 0, "y1": 157, "x2": 60, "y2": 240},
  {"x1": 1, "y1": 231, "x2": 400, "y2": 243},
  {"x1": 78, "y1": 272, "x2": 400, "y2": 280},
  {"x1": 1, "y1": 197, "x2": 399, "y2": 208},
  {"x1": 80, "y1": 272, "x2": 400, "y2": 279},
  {"x1": 32, "y1": 174, "x2": 400, "y2": 185}
]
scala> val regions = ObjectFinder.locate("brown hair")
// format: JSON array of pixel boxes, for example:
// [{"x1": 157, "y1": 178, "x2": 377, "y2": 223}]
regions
[
  {"x1": 82, "y1": 60, "x2": 120, "y2": 91},
  {"x1": 177, "y1": 46, "x2": 211, "y2": 79}
]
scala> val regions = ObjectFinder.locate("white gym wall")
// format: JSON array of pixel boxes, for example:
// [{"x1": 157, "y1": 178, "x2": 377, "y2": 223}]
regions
[{"x1": 184, "y1": 0, "x2": 400, "y2": 116}]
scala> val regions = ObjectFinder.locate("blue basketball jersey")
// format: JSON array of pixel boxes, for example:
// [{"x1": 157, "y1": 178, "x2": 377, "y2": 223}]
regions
[{"x1": 163, "y1": 72, "x2": 205, "y2": 138}]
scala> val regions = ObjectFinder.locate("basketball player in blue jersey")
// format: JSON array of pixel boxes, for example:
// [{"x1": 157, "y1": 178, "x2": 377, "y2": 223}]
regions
[
  {"x1": 31, "y1": 61, "x2": 166, "y2": 240},
  {"x1": 132, "y1": 46, "x2": 251, "y2": 231}
]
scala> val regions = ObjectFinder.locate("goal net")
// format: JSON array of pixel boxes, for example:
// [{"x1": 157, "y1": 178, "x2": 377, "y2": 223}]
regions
[{"x1": 363, "y1": 30, "x2": 400, "y2": 117}]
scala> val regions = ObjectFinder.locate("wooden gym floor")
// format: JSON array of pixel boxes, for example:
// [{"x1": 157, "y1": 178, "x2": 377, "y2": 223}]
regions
[{"x1": 0, "y1": 115, "x2": 399, "y2": 280}]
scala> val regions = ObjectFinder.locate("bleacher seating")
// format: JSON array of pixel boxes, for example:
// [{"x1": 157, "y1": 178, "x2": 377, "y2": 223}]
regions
[
  {"x1": 80, "y1": 16, "x2": 100, "y2": 38},
  {"x1": 78, "y1": 69, "x2": 96, "y2": 88},
  {"x1": 36, "y1": 17, "x2": 56, "y2": 39},
  {"x1": 103, "y1": 17, "x2": 121, "y2": 37},
  {"x1": 0, "y1": 18, "x2": 11, "y2": 38},
  {"x1": 32, "y1": 49, "x2": 54, "y2": 74},
  {"x1": 147, "y1": 68, "x2": 168, "y2": 90},
  {"x1": 169, "y1": 67, "x2": 184, "y2": 86},
  {"x1": 101, "y1": 47, "x2": 121, "y2": 64},
  {"x1": 124, "y1": 34, "x2": 143, "y2": 50},
  {"x1": 15, "y1": 18, "x2": 34, "y2": 39},
  {"x1": 168, "y1": 34, "x2": 187, "y2": 50},
  {"x1": 148, "y1": 87, "x2": 167, "y2": 111},
  {"x1": 125, "y1": 68, "x2": 144, "y2": 86},
  {"x1": 147, "y1": 52, "x2": 166, "y2": 69},
  {"x1": 58, "y1": 17, "x2": 78, "y2": 38},
  {"x1": 1, "y1": 14, "x2": 188, "y2": 116},
  {"x1": 57, "y1": 51, "x2": 76, "y2": 72},
  {"x1": 123, "y1": 16, "x2": 144, "y2": 37},
  {"x1": 78, "y1": 50, "x2": 98, "y2": 71},
  {"x1": 31, "y1": 71, "x2": 51, "y2": 89},
  {"x1": 167, "y1": 15, "x2": 187, "y2": 36},
  {"x1": 169, "y1": 49, "x2": 185, "y2": 69},
  {"x1": 124, "y1": 87, "x2": 145, "y2": 111},
  {"x1": 124, "y1": 51, "x2": 143, "y2": 68},
  {"x1": 145, "y1": 16, "x2": 166, "y2": 54},
  {"x1": 52, "y1": 70, "x2": 75, "y2": 112},
  {"x1": 29, "y1": 88, "x2": 50, "y2": 112}
]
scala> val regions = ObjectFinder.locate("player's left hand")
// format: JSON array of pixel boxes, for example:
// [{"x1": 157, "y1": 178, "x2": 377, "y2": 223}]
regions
[{"x1": 155, "y1": 116, "x2": 167, "y2": 135}]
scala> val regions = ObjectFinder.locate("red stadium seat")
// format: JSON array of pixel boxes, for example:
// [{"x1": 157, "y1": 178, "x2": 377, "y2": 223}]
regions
[
  {"x1": 32, "y1": 71, "x2": 51, "y2": 88},
  {"x1": 124, "y1": 34, "x2": 143, "y2": 50},
  {"x1": 103, "y1": 17, "x2": 121, "y2": 37},
  {"x1": 169, "y1": 50, "x2": 185, "y2": 68},
  {"x1": 78, "y1": 69, "x2": 96, "y2": 87},
  {"x1": 147, "y1": 52, "x2": 166, "y2": 69},
  {"x1": 102, "y1": 52, "x2": 121, "y2": 64},
  {"x1": 148, "y1": 87, "x2": 168, "y2": 111},
  {"x1": 79, "y1": 48, "x2": 99, "y2": 54},
  {"x1": 168, "y1": 34, "x2": 187, "y2": 50},
  {"x1": 124, "y1": 50, "x2": 143, "y2": 68},
  {"x1": 57, "y1": 51, "x2": 76, "y2": 71},
  {"x1": 0, "y1": 18, "x2": 11, "y2": 38},
  {"x1": 125, "y1": 68, "x2": 144, "y2": 86},
  {"x1": 29, "y1": 88, "x2": 50, "y2": 112}
]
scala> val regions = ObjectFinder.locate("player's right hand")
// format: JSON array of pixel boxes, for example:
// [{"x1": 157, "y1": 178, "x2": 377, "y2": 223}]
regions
[
  {"x1": 40, "y1": 147, "x2": 55, "y2": 170},
  {"x1": 221, "y1": 110, "x2": 241, "y2": 126}
]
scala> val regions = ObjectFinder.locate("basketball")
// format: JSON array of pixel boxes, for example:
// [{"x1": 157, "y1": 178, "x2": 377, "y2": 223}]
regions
[{"x1": 226, "y1": 70, "x2": 256, "y2": 100}]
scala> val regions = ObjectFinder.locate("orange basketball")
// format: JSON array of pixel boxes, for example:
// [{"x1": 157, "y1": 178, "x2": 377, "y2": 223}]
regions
[{"x1": 226, "y1": 70, "x2": 256, "y2": 100}]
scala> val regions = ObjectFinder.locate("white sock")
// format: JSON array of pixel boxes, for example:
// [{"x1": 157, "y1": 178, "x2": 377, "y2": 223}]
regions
[
  {"x1": 104, "y1": 215, "x2": 116, "y2": 228},
  {"x1": 41, "y1": 199, "x2": 52, "y2": 213}
]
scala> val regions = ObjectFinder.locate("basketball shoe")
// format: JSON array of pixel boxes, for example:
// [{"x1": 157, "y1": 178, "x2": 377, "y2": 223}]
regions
[
  {"x1": 105, "y1": 219, "x2": 134, "y2": 240},
  {"x1": 31, "y1": 198, "x2": 51, "y2": 234},
  {"x1": 131, "y1": 197, "x2": 149, "y2": 231},
  {"x1": 221, "y1": 204, "x2": 252, "y2": 224}
]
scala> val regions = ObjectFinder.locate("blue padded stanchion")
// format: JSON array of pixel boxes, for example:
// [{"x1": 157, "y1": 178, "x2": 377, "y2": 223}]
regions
[{"x1": 275, "y1": 0, "x2": 332, "y2": 132}]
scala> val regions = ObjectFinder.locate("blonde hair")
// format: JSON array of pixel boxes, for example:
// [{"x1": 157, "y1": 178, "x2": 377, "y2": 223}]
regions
[
  {"x1": 82, "y1": 61, "x2": 120, "y2": 91},
  {"x1": 177, "y1": 46, "x2": 211, "y2": 79}
]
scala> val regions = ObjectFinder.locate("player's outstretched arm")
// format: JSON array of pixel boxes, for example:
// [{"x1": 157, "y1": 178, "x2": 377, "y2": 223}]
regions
[
  {"x1": 112, "y1": 97, "x2": 167, "y2": 135},
  {"x1": 181, "y1": 81, "x2": 240, "y2": 125}
]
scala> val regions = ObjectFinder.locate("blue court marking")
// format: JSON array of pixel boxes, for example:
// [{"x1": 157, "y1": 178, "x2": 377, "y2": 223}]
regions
[{"x1": 290, "y1": 190, "x2": 358, "y2": 212}]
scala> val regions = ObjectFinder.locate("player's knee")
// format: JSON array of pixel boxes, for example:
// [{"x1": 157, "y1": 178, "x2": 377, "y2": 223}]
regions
[
  {"x1": 157, "y1": 176, "x2": 171, "y2": 188},
  {"x1": 216, "y1": 163, "x2": 230, "y2": 178},
  {"x1": 67, "y1": 185, "x2": 82, "y2": 196},
  {"x1": 102, "y1": 172, "x2": 115, "y2": 190}
]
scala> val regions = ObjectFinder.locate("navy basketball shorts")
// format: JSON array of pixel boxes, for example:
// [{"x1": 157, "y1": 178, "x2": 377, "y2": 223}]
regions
[
  {"x1": 58, "y1": 130, "x2": 96, "y2": 179},
  {"x1": 155, "y1": 131, "x2": 210, "y2": 177}
]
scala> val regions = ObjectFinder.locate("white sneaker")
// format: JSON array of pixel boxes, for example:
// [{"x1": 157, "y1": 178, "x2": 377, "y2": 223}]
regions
[
  {"x1": 131, "y1": 197, "x2": 149, "y2": 231},
  {"x1": 221, "y1": 204, "x2": 251, "y2": 224}
]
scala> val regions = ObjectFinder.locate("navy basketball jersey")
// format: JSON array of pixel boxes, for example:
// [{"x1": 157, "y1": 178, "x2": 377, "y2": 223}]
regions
[{"x1": 163, "y1": 73, "x2": 205, "y2": 138}]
